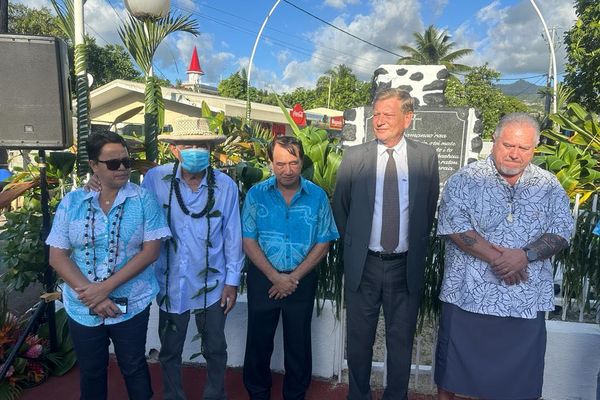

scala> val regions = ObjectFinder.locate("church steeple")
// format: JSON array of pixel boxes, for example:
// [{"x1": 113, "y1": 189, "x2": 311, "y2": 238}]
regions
[{"x1": 186, "y1": 46, "x2": 204, "y2": 88}]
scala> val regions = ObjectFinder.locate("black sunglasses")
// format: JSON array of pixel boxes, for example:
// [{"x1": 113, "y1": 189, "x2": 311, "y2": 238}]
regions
[{"x1": 97, "y1": 157, "x2": 132, "y2": 171}]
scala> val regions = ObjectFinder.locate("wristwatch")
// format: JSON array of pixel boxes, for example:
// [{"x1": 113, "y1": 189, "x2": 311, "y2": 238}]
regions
[{"x1": 523, "y1": 246, "x2": 539, "y2": 262}]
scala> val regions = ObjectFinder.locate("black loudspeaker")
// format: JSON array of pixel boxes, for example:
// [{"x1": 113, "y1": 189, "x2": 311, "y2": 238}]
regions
[{"x1": 0, "y1": 35, "x2": 73, "y2": 150}]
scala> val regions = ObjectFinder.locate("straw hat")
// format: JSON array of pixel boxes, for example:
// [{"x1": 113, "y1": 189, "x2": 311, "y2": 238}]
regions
[{"x1": 158, "y1": 117, "x2": 226, "y2": 144}]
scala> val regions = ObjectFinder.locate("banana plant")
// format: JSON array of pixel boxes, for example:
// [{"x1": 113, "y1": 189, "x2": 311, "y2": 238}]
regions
[
  {"x1": 197, "y1": 101, "x2": 271, "y2": 191},
  {"x1": 118, "y1": 12, "x2": 199, "y2": 162},
  {"x1": 275, "y1": 96, "x2": 342, "y2": 198}
]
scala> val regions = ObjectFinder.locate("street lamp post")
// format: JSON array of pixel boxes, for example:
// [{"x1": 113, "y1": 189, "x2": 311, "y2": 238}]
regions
[
  {"x1": 529, "y1": 0, "x2": 558, "y2": 114},
  {"x1": 246, "y1": 0, "x2": 282, "y2": 121}
]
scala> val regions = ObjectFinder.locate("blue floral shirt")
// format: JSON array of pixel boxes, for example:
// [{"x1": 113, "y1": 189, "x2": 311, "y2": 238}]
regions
[
  {"x1": 242, "y1": 176, "x2": 339, "y2": 271},
  {"x1": 46, "y1": 183, "x2": 171, "y2": 326},
  {"x1": 438, "y1": 157, "x2": 574, "y2": 318}
]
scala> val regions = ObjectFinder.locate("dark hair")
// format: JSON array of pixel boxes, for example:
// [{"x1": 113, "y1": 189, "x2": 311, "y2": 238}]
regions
[
  {"x1": 267, "y1": 136, "x2": 304, "y2": 162},
  {"x1": 86, "y1": 131, "x2": 128, "y2": 161},
  {"x1": 372, "y1": 88, "x2": 414, "y2": 113}
]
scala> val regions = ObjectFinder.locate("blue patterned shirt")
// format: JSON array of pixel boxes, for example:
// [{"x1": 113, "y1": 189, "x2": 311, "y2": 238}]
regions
[
  {"x1": 242, "y1": 176, "x2": 339, "y2": 271},
  {"x1": 142, "y1": 164, "x2": 244, "y2": 313},
  {"x1": 438, "y1": 157, "x2": 574, "y2": 318},
  {"x1": 46, "y1": 183, "x2": 171, "y2": 326}
]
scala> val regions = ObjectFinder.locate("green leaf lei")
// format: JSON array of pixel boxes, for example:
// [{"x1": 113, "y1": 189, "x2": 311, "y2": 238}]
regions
[{"x1": 159, "y1": 161, "x2": 220, "y2": 355}]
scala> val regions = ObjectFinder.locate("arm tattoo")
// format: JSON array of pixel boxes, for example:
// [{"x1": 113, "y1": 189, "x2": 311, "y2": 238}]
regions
[
  {"x1": 527, "y1": 233, "x2": 569, "y2": 260},
  {"x1": 459, "y1": 232, "x2": 478, "y2": 247}
]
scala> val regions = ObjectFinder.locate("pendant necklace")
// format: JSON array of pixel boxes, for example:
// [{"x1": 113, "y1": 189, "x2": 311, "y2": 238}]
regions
[{"x1": 506, "y1": 185, "x2": 516, "y2": 223}]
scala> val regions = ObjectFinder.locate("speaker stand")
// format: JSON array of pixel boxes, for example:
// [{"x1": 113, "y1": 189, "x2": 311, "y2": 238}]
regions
[{"x1": 39, "y1": 150, "x2": 58, "y2": 352}]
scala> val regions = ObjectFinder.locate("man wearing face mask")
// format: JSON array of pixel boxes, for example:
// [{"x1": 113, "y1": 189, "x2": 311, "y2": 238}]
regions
[{"x1": 143, "y1": 117, "x2": 244, "y2": 400}]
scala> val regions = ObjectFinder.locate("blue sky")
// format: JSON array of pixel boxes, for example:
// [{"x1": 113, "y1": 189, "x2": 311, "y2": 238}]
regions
[{"x1": 22, "y1": 0, "x2": 576, "y2": 91}]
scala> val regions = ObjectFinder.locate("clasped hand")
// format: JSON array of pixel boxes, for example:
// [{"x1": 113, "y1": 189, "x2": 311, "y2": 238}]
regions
[
  {"x1": 76, "y1": 282, "x2": 110, "y2": 309},
  {"x1": 268, "y1": 273, "x2": 299, "y2": 300},
  {"x1": 490, "y1": 245, "x2": 529, "y2": 285}
]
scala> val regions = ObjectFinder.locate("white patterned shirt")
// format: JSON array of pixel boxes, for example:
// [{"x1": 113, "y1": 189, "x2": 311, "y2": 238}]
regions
[{"x1": 438, "y1": 157, "x2": 574, "y2": 318}]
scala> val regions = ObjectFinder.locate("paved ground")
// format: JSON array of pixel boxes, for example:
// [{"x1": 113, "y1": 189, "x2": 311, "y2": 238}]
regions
[{"x1": 23, "y1": 359, "x2": 437, "y2": 400}]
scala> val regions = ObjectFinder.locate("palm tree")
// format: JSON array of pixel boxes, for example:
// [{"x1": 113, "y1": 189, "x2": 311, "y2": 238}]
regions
[
  {"x1": 52, "y1": 0, "x2": 90, "y2": 177},
  {"x1": 397, "y1": 25, "x2": 472, "y2": 78},
  {"x1": 119, "y1": 13, "x2": 199, "y2": 162}
]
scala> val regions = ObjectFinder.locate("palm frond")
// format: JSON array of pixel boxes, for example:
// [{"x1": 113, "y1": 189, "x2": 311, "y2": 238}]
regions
[
  {"x1": 119, "y1": 12, "x2": 199, "y2": 74},
  {"x1": 50, "y1": 0, "x2": 74, "y2": 42}
]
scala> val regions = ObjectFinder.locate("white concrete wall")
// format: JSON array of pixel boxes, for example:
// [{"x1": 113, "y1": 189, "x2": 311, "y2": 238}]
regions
[
  {"x1": 543, "y1": 320, "x2": 600, "y2": 400},
  {"x1": 145, "y1": 294, "x2": 342, "y2": 378}
]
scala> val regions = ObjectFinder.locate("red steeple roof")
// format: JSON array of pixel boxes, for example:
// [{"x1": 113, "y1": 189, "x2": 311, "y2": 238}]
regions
[{"x1": 187, "y1": 47, "x2": 204, "y2": 75}]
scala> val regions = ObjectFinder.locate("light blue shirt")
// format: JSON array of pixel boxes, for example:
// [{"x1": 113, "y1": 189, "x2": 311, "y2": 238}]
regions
[
  {"x1": 438, "y1": 157, "x2": 574, "y2": 318},
  {"x1": 46, "y1": 183, "x2": 171, "y2": 326},
  {"x1": 142, "y1": 164, "x2": 244, "y2": 313},
  {"x1": 242, "y1": 176, "x2": 339, "y2": 271}
]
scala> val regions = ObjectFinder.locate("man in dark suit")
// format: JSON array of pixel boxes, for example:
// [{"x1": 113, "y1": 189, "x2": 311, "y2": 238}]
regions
[{"x1": 333, "y1": 88, "x2": 439, "y2": 400}]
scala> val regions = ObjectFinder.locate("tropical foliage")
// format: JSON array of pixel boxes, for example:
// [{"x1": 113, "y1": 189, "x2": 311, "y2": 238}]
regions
[
  {"x1": 563, "y1": 0, "x2": 600, "y2": 113},
  {"x1": 445, "y1": 65, "x2": 529, "y2": 138},
  {"x1": 0, "y1": 293, "x2": 49, "y2": 399},
  {"x1": 118, "y1": 12, "x2": 199, "y2": 162},
  {"x1": 397, "y1": 25, "x2": 472, "y2": 79},
  {"x1": 552, "y1": 210, "x2": 600, "y2": 321},
  {"x1": 7, "y1": 2, "x2": 64, "y2": 37},
  {"x1": 536, "y1": 103, "x2": 600, "y2": 204},
  {"x1": 0, "y1": 152, "x2": 76, "y2": 291},
  {"x1": 218, "y1": 65, "x2": 371, "y2": 111}
]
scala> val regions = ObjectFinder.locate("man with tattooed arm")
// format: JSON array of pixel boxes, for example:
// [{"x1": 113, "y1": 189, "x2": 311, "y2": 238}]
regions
[{"x1": 434, "y1": 113, "x2": 574, "y2": 400}]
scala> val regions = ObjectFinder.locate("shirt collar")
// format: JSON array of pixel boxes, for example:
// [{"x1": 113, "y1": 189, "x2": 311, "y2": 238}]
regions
[
  {"x1": 176, "y1": 164, "x2": 209, "y2": 188},
  {"x1": 377, "y1": 136, "x2": 405, "y2": 156},
  {"x1": 83, "y1": 182, "x2": 137, "y2": 206}
]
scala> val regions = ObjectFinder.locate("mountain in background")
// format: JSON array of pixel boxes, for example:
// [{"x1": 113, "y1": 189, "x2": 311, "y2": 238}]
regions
[{"x1": 495, "y1": 79, "x2": 546, "y2": 106}]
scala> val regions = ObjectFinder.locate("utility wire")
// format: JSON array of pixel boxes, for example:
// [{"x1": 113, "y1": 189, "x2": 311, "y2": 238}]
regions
[
  {"x1": 281, "y1": 0, "x2": 403, "y2": 58},
  {"x1": 171, "y1": 3, "x2": 384, "y2": 74}
]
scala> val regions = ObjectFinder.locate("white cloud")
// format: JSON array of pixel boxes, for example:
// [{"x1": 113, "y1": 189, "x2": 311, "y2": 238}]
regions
[
  {"x1": 276, "y1": 49, "x2": 291, "y2": 66},
  {"x1": 278, "y1": 0, "x2": 424, "y2": 89},
  {"x1": 427, "y1": 0, "x2": 449, "y2": 19},
  {"x1": 473, "y1": 0, "x2": 576, "y2": 75},
  {"x1": 154, "y1": 33, "x2": 236, "y2": 85},
  {"x1": 177, "y1": 0, "x2": 200, "y2": 12},
  {"x1": 476, "y1": 1, "x2": 504, "y2": 24},
  {"x1": 84, "y1": 0, "x2": 126, "y2": 46},
  {"x1": 324, "y1": 0, "x2": 360, "y2": 9}
]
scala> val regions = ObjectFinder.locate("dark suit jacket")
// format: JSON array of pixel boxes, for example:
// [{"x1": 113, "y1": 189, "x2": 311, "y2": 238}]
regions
[{"x1": 332, "y1": 138, "x2": 440, "y2": 293}]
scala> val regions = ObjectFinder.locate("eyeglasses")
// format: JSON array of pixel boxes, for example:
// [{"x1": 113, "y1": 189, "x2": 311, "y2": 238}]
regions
[{"x1": 96, "y1": 157, "x2": 132, "y2": 171}]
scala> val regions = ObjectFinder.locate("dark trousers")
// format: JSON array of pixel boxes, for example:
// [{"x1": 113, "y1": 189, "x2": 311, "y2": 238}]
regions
[
  {"x1": 158, "y1": 302, "x2": 228, "y2": 400},
  {"x1": 243, "y1": 264, "x2": 318, "y2": 400},
  {"x1": 346, "y1": 254, "x2": 420, "y2": 400},
  {"x1": 68, "y1": 306, "x2": 152, "y2": 400}
]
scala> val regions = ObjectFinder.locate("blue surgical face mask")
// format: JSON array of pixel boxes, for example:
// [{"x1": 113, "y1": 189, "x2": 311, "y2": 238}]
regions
[{"x1": 180, "y1": 148, "x2": 210, "y2": 173}]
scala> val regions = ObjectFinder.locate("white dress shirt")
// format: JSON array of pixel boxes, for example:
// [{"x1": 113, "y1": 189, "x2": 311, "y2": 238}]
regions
[{"x1": 369, "y1": 138, "x2": 409, "y2": 253}]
